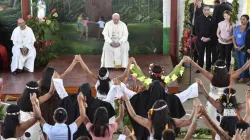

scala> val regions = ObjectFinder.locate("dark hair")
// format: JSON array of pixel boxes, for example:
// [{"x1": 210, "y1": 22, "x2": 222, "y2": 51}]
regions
[
  {"x1": 220, "y1": 88, "x2": 237, "y2": 110},
  {"x1": 100, "y1": 16, "x2": 104, "y2": 21},
  {"x1": 150, "y1": 64, "x2": 165, "y2": 86},
  {"x1": 76, "y1": 136, "x2": 91, "y2": 140},
  {"x1": 241, "y1": 15, "x2": 249, "y2": 31},
  {"x1": 97, "y1": 67, "x2": 111, "y2": 95},
  {"x1": 223, "y1": 10, "x2": 232, "y2": 23},
  {"x1": 147, "y1": 81, "x2": 165, "y2": 109},
  {"x1": 17, "y1": 81, "x2": 40, "y2": 112},
  {"x1": 54, "y1": 108, "x2": 67, "y2": 123},
  {"x1": 162, "y1": 129, "x2": 176, "y2": 140},
  {"x1": 40, "y1": 67, "x2": 60, "y2": 125},
  {"x1": 90, "y1": 107, "x2": 109, "y2": 137},
  {"x1": 214, "y1": 0, "x2": 220, "y2": 4},
  {"x1": 211, "y1": 60, "x2": 230, "y2": 87},
  {"x1": 236, "y1": 121, "x2": 250, "y2": 131},
  {"x1": 203, "y1": 5, "x2": 210, "y2": 9},
  {"x1": 3, "y1": 105, "x2": 20, "y2": 138},
  {"x1": 151, "y1": 100, "x2": 175, "y2": 140}
]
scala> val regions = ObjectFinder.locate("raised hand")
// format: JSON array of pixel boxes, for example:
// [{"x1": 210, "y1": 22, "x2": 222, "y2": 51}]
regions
[
  {"x1": 30, "y1": 93, "x2": 39, "y2": 105},
  {"x1": 196, "y1": 78, "x2": 203, "y2": 87},
  {"x1": 113, "y1": 78, "x2": 121, "y2": 85},
  {"x1": 232, "y1": 129, "x2": 245, "y2": 140},
  {"x1": 121, "y1": 94, "x2": 129, "y2": 101}
]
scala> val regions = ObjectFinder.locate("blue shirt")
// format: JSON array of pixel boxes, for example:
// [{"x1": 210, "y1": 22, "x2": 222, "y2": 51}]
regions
[
  {"x1": 43, "y1": 122, "x2": 78, "y2": 140},
  {"x1": 233, "y1": 25, "x2": 248, "y2": 47},
  {"x1": 98, "y1": 21, "x2": 105, "y2": 28}
]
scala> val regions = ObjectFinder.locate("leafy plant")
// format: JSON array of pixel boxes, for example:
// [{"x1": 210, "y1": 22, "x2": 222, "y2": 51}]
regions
[
  {"x1": 232, "y1": 0, "x2": 239, "y2": 70},
  {"x1": 26, "y1": 8, "x2": 60, "y2": 66},
  {"x1": 0, "y1": 78, "x2": 8, "y2": 120}
]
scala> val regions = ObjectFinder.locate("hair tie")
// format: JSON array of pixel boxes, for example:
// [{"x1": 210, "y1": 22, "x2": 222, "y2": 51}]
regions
[
  {"x1": 99, "y1": 69, "x2": 109, "y2": 80},
  {"x1": 165, "y1": 124, "x2": 168, "y2": 130},
  {"x1": 6, "y1": 112, "x2": 20, "y2": 115},
  {"x1": 26, "y1": 85, "x2": 39, "y2": 90},
  {"x1": 148, "y1": 108, "x2": 153, "y2": 116}
]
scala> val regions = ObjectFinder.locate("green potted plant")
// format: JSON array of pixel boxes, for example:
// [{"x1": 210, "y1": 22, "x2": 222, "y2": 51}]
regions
[{"x1": 0, "y1": 78, "x2": 9, "y2": 135}]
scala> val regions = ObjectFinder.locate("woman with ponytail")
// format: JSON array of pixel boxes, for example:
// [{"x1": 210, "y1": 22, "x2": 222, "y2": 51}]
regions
[{"x1": 232, "y1": 14, "x2": 250, "y2": 82}]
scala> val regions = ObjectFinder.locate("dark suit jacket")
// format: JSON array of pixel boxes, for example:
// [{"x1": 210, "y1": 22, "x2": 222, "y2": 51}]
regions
[
  {"x1": 245, "y1": 29, "x2": 250, "y2": 58},
  {"x1": 195, "y1": 14, "x2": 215, "y2": 42},
  {"x1": 213, "y1": 2, "x2": 232, "y2": 26},
  {"x1": 189, "y1": 3, "x2": 203, "y2": 24}
]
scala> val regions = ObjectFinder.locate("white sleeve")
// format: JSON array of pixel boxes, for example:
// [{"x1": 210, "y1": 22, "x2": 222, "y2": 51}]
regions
[
  {"x1": 117, "y1": 134, "x2": 127, "y2": 140},
  {"x1": 102, "y1": 23, "x2": 113, "y2": 43},
  {"x1": 120, "y1": 83, "x2": 135, "y2": 99},
  {"x1": 103, "y1": 85, "x2": 119, "y2": 103},
  {"x1": 43, "y1": 123, "x2": 52, "y2": 135},
  {"x1": 52, "y1": 78, "x2": 68, "y2": 99},
  {"x1": 118, "y1": 23, "x2": 128, "y2": 44},
  {"x1": 69, "y1": 122, "x2": 78, "y2": 134}
]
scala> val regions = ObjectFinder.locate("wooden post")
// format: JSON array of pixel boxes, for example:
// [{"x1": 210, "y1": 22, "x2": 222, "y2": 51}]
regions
[
  {"x1": 22, "y1": 0, "x2": 29, "y2": 20},
  {"x1": 170, "y1": 0, "x2": 178, "y2": 65}
]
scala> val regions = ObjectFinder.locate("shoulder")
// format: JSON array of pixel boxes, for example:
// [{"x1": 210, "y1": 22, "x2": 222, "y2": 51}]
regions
[
  {"x1": 196, "y1": 15, "x2": 203, "y2": 20},
  {"x1": 119, "y1": 21, "x2": 127, "y2": 26},
  {"x1": 13, "y1": 27, "x2": 19, "y2": 32},
  {"x1": 26, "y1": 26, "x2": 33, "y2": 31},
  {"x1": 109, "y1": 122, "x2": 118, "y2": 132}
]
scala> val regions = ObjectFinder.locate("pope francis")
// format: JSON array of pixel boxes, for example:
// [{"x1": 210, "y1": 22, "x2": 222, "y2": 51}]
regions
[{"x1": 101, "y1": 13, "x2": 129, "y2": 68}]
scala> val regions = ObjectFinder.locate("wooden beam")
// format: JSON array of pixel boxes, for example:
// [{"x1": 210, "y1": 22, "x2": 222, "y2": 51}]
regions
[
  {"x1": 22, "y1": 0, "x2": 29, "y2": 21},
  {"x1": 170, "y1": 0, "x2": 178, "y2": 65}
]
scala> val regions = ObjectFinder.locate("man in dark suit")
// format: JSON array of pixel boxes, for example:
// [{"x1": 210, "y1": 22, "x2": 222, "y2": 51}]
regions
[
  {"x1": 189, "y1": 0, "x2": 203, "y2": 63},
  {"x1": 211, "y1": 0, "x2": 232, "y2": 65},
  {"x1": 195, "y1": 5, "x2": 215, "y2": 73}
]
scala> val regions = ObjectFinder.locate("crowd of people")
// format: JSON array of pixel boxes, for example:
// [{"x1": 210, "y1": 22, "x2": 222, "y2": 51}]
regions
[
  {"x1": 2, "y1": 54, "x2": 250, "y2": 140},
  {"x1": 190, "y1": 0, "x2": 250, "y2": 84}
]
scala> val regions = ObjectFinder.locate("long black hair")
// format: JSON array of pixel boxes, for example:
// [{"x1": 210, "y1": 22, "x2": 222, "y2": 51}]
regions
[
  {"x1": 40, "y1": 67, "x2": 60, "y2": 125},
  {"x1": 17, "y1": 81, "x2": 40, "y2": 112},
  {"x1": 2, "y1": 105, "x2": 20, "y2": 138},
  {"x1": 211, "y1": 60, "x2": 230, "y2": 87},
  {"x1": 90, "y1": 107, "x2": 109, "y2": 137},
  {"x1": 147, "y1": 80, "x2": 165, "y2": 109},
  {"x1": 97, "y1": 67, "x2": 111, "y2": 95},
  {"x1": 151, "y1": 100, "x2": 175, "y2": 140},
  {"x1": 241, "y1": 14, "x2": 249, "y2": 31}
]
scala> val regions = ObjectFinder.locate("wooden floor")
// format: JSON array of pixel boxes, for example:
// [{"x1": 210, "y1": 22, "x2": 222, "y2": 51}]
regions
[{"x1": 1, "y1": 55, "x2": 178, "y2": 100}]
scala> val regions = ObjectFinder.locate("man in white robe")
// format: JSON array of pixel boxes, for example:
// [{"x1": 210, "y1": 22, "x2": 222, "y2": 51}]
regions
[
  {"x1": 11, "y1": 18, "x2": 36, "y2": 75},
  {"x1": 101, "y1": 13, "x2": 129, "y2": 68}
]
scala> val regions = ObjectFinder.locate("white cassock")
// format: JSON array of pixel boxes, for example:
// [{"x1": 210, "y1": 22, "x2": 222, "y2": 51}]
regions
[
  {"x1": 11, "y1": 26, "x2": 36, "y2": 72},
  {"x1": 101, "y1": 20, "x2": 129, "y2": 68}
]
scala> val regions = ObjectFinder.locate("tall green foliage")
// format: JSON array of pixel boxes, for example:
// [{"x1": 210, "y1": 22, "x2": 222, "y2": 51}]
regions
[{"x1": 232, "y1": 0, "x2": 239, "y2": 70}]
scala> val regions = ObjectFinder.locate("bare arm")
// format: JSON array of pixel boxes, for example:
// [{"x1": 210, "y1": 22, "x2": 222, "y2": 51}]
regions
[
  {"x1": 232, "y1": 60, "x2": 250, "y2": 79},
  {"x1": 81, "y1": 94, "x2": 90, "y2": 125},
  {"x1": 244, "y1": 90, "x2": 250, "y2": 123},
  {"x1": 185, "y1": 56, "x2": 213, "y2": 80},
  {"x1": 74, "y1": 93, "x2": 84, "y2": 128},
  {"x1": 60, "y1": 56, "x2": 78, "y2": 79},
  {"x1": 38, "y1": 72, "x2": 56, "y2": 104},
  {"x1": 232, "y1": 34, "x2": 237, "y2": 48},
  {"x1": 217, "y1": 26, "x2": 221, "y2": 39},
  {"x1": 183, "y1": 115, "x2": 200, "y2": 140},
  {"x1": 115, "y1": 100, "x2": 125, "y2": 126},
  {"x1": 77, "y1": 55, "x2": 98, "y2": 83},
  {"x1": 174, "y1": 105, "x2": 196, "y2": 128},
  {"x1": 122, "y1": 95, "x2": 152, "y2": 131},
  {"x1": 117, "y1": 57, "x2": 134, "y2": 82},
  {"x1": 198, "y1": 80, "x2": 223, "y2": 112}
]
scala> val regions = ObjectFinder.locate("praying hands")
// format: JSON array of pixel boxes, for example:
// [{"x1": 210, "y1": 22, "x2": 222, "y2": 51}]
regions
[
  {"x1": 110, "y1": 42, "x2": 121, "y2": 48},
  {"x1": 20, "y1": 47, "x2": 29, "y2": 56}
]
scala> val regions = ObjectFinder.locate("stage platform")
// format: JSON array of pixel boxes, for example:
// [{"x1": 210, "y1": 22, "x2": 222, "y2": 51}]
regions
[{"x1": 1, "y1": 55, "x2": 179, "y2": 100}]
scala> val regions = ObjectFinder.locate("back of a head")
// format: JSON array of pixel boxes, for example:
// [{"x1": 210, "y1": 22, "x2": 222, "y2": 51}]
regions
[
  {"x1": 151, "y1": 100, "x2": 173, "y2": 139},
  {"x1": 3, "y1": 105, "x2": 20, "y2": 138},
  {"x1": 91, "y1": 107, "x2": 109, "y2": 137},
  {"x1": 236, "y1": 121, "x2": 250, "y2": 131},
  {"x1": 150, "y1": 64, "x2": 165, "y2": 84},
  {"x1": 211, "y1": 60, "x2": 229, "y2": 87},
  {"x1": 54, "y1": 107, "x2": 67, "y2": 123},
  {"x1": 97, "y1": 67, "x2": 111, "y2": 95},
  {"x1": 17, "y1": 81, "x2": 40, "y2": 112},
  {"x1": 162, "y1": 129, "x2": 176, "y2": 140},
  {"x1": 78, "y1": 83, "x2": 93, "y2": 102}
]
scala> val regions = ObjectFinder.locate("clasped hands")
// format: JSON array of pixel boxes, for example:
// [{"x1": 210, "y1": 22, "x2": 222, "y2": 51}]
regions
[
  {"x1": 201, "y1": 37, "x2": 210, "y2": 42},
  {"x1": 110, "y1": 42, "x2": 120, "y2": 48},
  {"x1": 20, "y1": 47, "x2": 29, "y2": 56}
]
